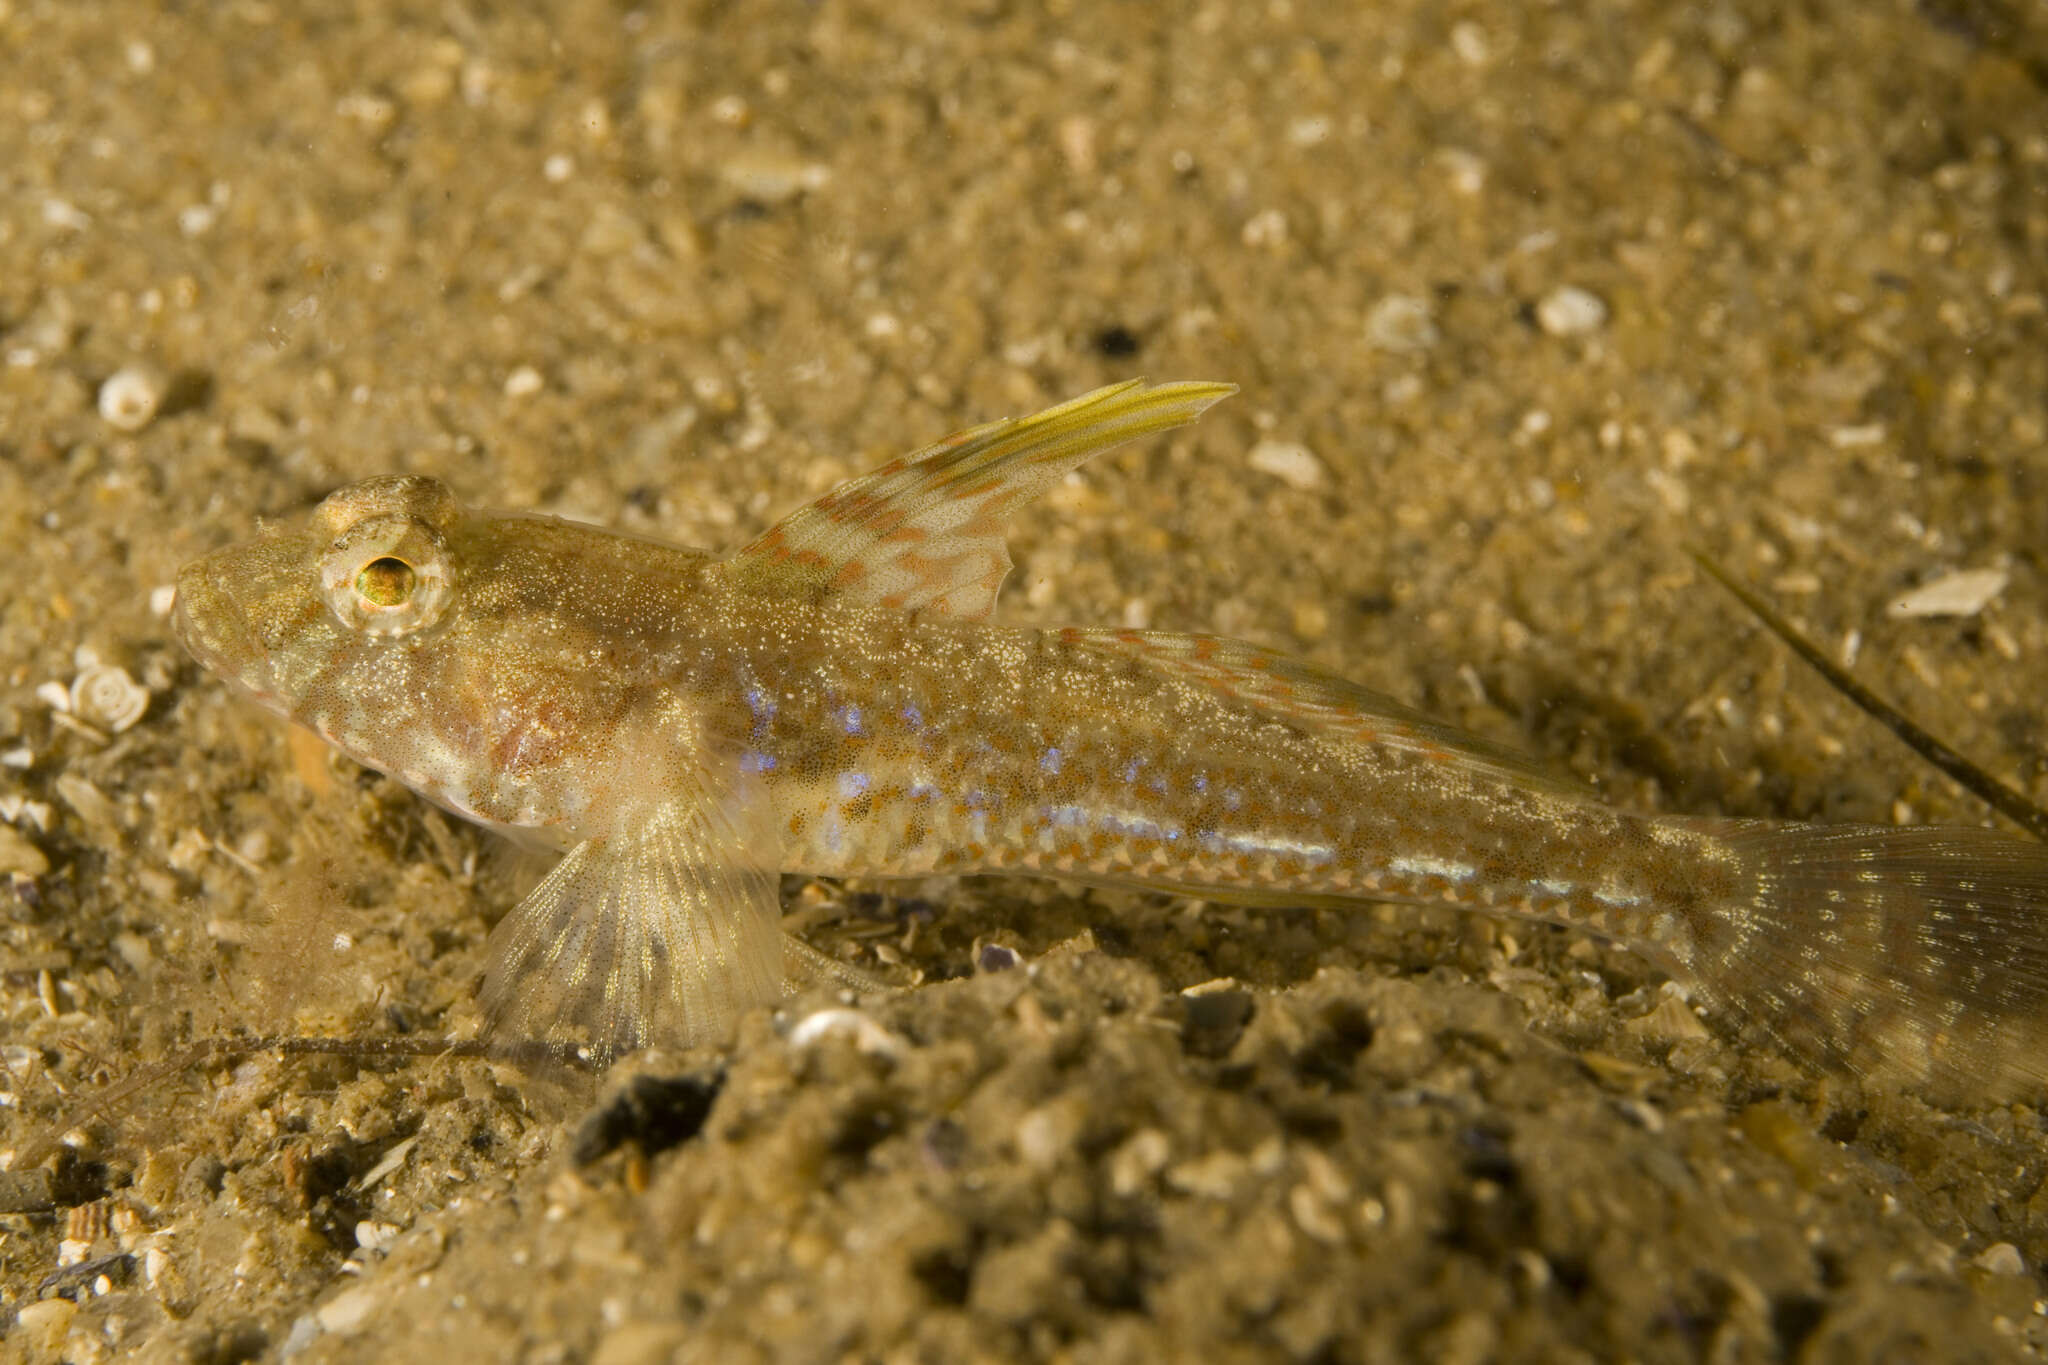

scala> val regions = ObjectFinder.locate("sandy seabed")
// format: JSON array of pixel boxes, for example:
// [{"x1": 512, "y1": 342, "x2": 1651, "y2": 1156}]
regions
[{"x1": 4, "y1": 2, "x2": 2048, "y2": 1361}]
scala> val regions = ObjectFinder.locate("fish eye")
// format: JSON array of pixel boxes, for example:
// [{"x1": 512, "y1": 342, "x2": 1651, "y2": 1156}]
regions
[
  {"x1": 355, "y1": 555, "x2": 417, "y2": 606},
  {"x1": 320, "y1": 515, "x2": 457, "y2": 638}
]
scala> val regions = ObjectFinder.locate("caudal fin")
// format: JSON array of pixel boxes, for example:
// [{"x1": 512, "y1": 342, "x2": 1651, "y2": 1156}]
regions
[{"x1": 1680, "y1": 822, "x2": 2048, "y2": 1103}]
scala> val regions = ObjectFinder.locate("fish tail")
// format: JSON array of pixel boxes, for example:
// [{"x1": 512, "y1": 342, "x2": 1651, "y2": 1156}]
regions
[{"x1": 1672, "y1": 821, "x2": 2048, "y2": 1102}]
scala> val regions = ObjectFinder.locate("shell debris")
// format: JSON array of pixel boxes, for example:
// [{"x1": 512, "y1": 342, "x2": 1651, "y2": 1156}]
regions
[
  {"x1": 1886, "y1": 567, "x2": 2009, "y2": 619},
  {"x1": 97, "y1": 363, "x2": 167, "y2": 432},
  {"x1": 1364, "y1": 294, "x2": 1439, "y2": 353},
  {"x1": 69, "y1": 663, "x2": 150, "y2": 734},
  {"x1": 1247, "y1": 438, "x2": 1329, "y2": 492},
  {"x1": 1536, "y1": 284, "x2": 1608, "y2": 337},
  {"x1": 0, "y1": 824, "x2": 49, "y2": 879}
]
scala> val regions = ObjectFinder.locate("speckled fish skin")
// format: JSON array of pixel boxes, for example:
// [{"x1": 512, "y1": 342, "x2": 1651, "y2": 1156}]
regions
[{"x1": 173, "y1": 380, "x2": 2048, "y2": 1100}]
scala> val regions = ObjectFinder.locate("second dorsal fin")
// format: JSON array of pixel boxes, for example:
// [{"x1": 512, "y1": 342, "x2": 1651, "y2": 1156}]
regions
[
  {"x1": 1061, "y1": 628, "x2": 1592, "y2": 797},
  {"x1": 725, "y1": 379, "x2": 1236, "y2": 619}
]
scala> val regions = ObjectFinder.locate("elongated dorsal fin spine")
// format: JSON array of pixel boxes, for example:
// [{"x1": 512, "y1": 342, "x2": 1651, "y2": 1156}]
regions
[{"x1": 726, "y1": 379, "x2": 1236, "y2": 619}]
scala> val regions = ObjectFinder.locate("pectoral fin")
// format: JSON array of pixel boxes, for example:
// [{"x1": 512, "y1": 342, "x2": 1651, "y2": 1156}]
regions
[
  {"x1": 726, "y1": 379, "x2": 1236, "y2": 619},
  {"x1": 479, "y1": 796, "x2": 785, "y2": 1062}
]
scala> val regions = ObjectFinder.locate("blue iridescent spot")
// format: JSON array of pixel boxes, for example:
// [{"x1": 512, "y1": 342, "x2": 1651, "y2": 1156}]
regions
[
  {"x1": 1045, "y1": 803, "x2": 1090, "y2": 829},
  {"x1": 838, "y1": 770, "x2": 870, "y2": 798},
  {"x1": 1039, "y1": 747, "x2": 1062, "y2": 775},
  {"x1": 839, "y1": 705, "x2": 864, "y2": 736}
]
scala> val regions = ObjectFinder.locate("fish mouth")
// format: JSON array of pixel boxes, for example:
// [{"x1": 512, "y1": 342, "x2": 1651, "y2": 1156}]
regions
[{"x1": 171, "y1": 558, "x2": 280, "y2": 703}]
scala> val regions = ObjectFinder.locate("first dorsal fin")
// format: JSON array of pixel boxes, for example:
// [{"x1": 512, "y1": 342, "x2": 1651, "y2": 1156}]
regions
[{"x1": 725, "y1": 379, "x2": 1236, "y2": 619}]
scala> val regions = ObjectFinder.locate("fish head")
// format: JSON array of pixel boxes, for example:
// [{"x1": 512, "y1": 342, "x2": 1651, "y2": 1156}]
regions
[
  {"x1": 174, "y1": 476, "x2": 504, "y2": 816},
  {"x1": 176, "y1": 475, "x2": 726, "y2": 834}
]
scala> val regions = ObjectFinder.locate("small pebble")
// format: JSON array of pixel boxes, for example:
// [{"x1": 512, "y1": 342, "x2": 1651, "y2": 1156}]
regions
[
  {"x1": 1536, "y1": 285, "x2": 1608, "y2": 337},
  {"x1": 504, "y1": 365, "x2": 545, "y2": 398},
  {"x1": 976, "y1": 942, "x2": 1021, "y2": 973},
  {"x1": 1014, "y1": 1098, "x2": 1085, "y2": 1169},
  {"x1": 55, "y1": 772, "x2": 121, "y2": 832},
  {"x1": 281, "y1": 1316, "x2": 323, "y2": 1355},
  {"x1": 1973, "y1": 1242, "x2": 2024, "y2": 1276},
  {"x1": 1450, "y1": 21, "x2": 1491, "y2": 65},
  {"x1": 0, "y1": 794, "x2": 46, "y2": 827},
  {"x1": 1437, "y1": 147, "x2": 1487, "y2": 195},
  {"x1": 13, "y1": 1298, "x2": 75, "y2": 1347},
  {"x1": 718, "y1": 153, "x2": 829, "y2": 203},
  {"x1": 1240, "y1": 208, "x2": 1289, "y2": 249},
  {"x1": 98, "y1": 363, "x2": 167, "y2": 431},
  {"x1": 1056, "y1": 114, "x2": 1097, "y2": 173},
  {"x1": 1828, "y1": 422, "x2": 1886, "y2": 448},
  {"x1": 1364, "y1": 294, "x2": 1439, "y2": 353},
  {"x1": 43, "y1": 198, "x2": 92, "y2": 232},
  {"x1": 0, "y1": 824, "x2": 49, "y2": 878},
  {"x1": 1108, "y1": 1128, "x2": 1172, "y2": 1196},
  {"x1": 316, "y1": 1283, "x2": 382, "y2": 1335},
  {"x1": 1288, "y1": 115, "x2": 1332, "y2": 147}
]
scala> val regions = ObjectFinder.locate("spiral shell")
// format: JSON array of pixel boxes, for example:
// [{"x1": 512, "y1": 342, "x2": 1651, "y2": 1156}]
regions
[
  {"x1": 69, "y1": 663, "x2": 150, "y2": 734},
  {"x1": 98, "y1": 363, "x2": 168, "y2": 432}
]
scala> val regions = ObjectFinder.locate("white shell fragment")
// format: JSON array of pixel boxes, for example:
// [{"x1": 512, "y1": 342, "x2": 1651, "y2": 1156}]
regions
[
  {"x1": 1247, "y1": 439, "x2": 1329, "y2": 492},
  {"x1": 786, "y1": 1007, "x2": 904, "y2": 1059},
  {"x1": 1536, "y1": 285, "x2": 1608, "y2": 337},
  {"x1": 1886, "y1": 567, "x2": 2009, "y2": 619},
  {"x1": 97, "y1": 362, "x2": 168, "y2": 431},
  {"x1": 354, "y1": 1220, "x2": 401, "y2": 1253},
  {"x1": 69, "y1": 663, "x2": 150, "y2": 733},
  {"x1": 1364, "y1": 294, "x2": 1439, "y2": 353}
]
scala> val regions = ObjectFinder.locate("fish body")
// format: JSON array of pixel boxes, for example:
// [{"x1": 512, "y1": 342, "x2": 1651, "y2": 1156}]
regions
[{"x1": 174, "y1": 381, "x2": 2048, "y2": 1098}]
